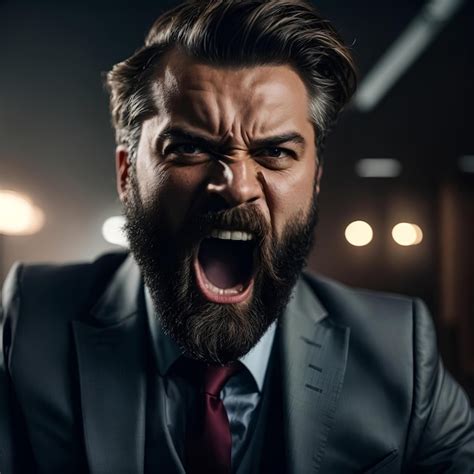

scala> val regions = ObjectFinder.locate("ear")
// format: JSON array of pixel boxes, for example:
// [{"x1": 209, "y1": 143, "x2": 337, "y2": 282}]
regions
[
  {"x1": 115, "y1": 145, "x2": 131, "y2": 202},
  {"x1": 315, "y1": 161, "x2": 323, "y2": 195}
]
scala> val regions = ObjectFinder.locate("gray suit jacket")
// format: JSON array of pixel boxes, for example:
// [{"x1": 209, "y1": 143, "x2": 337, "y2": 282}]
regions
[{"x1": 0, "y1": 252, "x2": 473, "y2": 473}]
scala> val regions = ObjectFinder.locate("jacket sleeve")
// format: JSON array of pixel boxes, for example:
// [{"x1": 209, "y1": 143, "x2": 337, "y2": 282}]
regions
[
  {"x1": 0, "y1": 263, "x2": 36, "y2": 474},
  {"x1": 405, "y1": 298, "x2": 474, "y2": 472}
]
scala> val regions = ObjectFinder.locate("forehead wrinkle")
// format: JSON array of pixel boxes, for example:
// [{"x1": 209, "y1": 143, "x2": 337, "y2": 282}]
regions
[
  {"x1": 223, "y1": 91, "x2": 298, "y2": 147},
  {"x1": 238, "y1": 76, "x2": 309, "y2": 137},
  {"x1": 169, "y1": 90, "x2": 246, "y2": 146},
  {"x1": 154, "y1": 52, "x2": 314, "y2": 148},
  {"x1": 152, "y1": 89, "x2": 311, "y2": 151},
  {"x1": 241, "y1": 100, "x2": 300, "y2": 144},
  {"x1": 188, "y1": 88, "x2": 223, "y2": 136},
  {"x1": 166, "y1": 66, "x2": 269, "y2": 144}
]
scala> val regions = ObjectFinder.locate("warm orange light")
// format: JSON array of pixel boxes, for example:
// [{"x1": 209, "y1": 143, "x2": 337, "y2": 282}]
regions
[
  {"x1": 392, "y1": 223, "x2": 423, "y2": 246},
  {"x1": 345, "y1": 221, "x2": 373, "y2": 247},
  {"x1": 0, "y1": 190, "x2": 44, "y2": 235}
]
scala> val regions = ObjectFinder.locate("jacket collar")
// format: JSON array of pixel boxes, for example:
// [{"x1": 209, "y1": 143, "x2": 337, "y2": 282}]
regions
[
  {"x1": 89, "y1": 254, "x2": 141, "y2": 324},
  {"x1": 280, "y1": 275, "x2": 350, "y2": 474},
  {"x1": 73, "y1": 255, "x2": 184, "y2": 474}
]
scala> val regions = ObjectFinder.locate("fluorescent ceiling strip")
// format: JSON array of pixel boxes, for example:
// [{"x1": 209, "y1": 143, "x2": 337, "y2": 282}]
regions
[
  {"x1": 355, "y1": 158, "x2": 402, "y2": 178},
  {"x1": 354, "y1": 0, "x2": 465, "y2": 112}
]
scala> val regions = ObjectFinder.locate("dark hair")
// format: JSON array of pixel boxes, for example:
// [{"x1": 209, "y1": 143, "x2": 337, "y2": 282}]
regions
[{"x1": 106, "y1": 0, "x2": 357, "y2": 162}]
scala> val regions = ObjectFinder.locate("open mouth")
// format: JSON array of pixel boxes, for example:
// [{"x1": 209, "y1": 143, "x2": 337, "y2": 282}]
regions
[{"x1": 194, "y1": 229, "x2": 257, "y2": 304}]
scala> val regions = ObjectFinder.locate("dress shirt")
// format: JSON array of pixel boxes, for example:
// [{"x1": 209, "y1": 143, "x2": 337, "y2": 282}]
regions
[{"x1": 145, "y1": 288, "x2": 276, "y2": 471}]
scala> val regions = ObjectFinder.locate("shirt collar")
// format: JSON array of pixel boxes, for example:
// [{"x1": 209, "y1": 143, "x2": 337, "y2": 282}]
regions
[{"x1": 145, "y1": 286, "x2": 276, "y2": 392}]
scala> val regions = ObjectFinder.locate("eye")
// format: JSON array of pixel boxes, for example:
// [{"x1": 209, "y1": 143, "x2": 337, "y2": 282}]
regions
[
  {"x1": 167, "y1": 143, "x2": 205, "y2": 155},
  {"x1": 256, "y1": 147, "x2": 293, "y2": 159},
  {"x1": 267, "y1": 147, "x2": 286, "y2": 158}
]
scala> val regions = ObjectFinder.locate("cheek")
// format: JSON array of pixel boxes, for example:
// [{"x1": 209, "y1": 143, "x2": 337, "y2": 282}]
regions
[
  {"x1": 265, "y1": 161, "x2": 316, "y2": 238},
  {"x1": 136, "y1": 160, "x2": 206, "y2": 233}
]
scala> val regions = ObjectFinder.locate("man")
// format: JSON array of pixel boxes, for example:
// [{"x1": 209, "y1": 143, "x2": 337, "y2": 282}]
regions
[{"x1": 1, "y1": 0, "x2": 473, "y2": 473}]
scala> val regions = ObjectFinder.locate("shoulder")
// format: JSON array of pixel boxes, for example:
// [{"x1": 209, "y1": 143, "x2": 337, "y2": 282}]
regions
[
  {"x1": 2, "y1": 251, "x2": 129, "y2": 312},
  {"x1": 1, "y1": 252, "x2": 129, "y2": 366},
  {"x1": 2, "y1": 251, "x2": 128, "y2": 300},
  {"x1": 303, "y1": 271, "x2": 416, "y2": 320},
  {"x1": 300, "y1": 271, "x2": 438, "y2": 390},
  {"x1": 300, "y1": 277, "x2": 474, "y2": 468},
  {"x1": 301, "y1": 271, "x2": 432, "y2": 341}
]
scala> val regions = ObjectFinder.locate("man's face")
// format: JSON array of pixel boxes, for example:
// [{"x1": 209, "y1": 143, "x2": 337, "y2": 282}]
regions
[{"x1": 118, "y1": 50, "x2": 322, "y2": 364}]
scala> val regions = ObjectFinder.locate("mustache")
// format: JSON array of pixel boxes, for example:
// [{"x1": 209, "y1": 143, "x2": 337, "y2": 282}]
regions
[{"x1": 187, "y1": 205, "x2": 270, "y2": 244}]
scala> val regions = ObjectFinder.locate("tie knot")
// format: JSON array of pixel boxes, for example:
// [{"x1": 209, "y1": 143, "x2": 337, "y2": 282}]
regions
[{"x1": 203, "y1": 362, "x2": 241, "y2": 397}]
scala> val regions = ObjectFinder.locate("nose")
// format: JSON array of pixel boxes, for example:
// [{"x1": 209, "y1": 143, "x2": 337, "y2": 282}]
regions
[{"x1": 206, "y1": 158, "x2": 263, "y2": 207}]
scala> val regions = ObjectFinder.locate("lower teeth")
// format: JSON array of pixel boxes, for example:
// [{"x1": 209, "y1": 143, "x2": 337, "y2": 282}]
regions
[{"x1": 205, "y1": 282, "x2": 244, "y2": 295}]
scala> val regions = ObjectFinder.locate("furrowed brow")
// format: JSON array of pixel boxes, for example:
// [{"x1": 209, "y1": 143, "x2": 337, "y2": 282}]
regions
[
  {"x1": 251, "y1": 133, "x2": 306, "y2": 151},
  {"x1": 157, "y1": 127, "x2": 221, "y2": 150},
  {"x1": 155, "y1": 127, "x2": 307, "y2": 154}
]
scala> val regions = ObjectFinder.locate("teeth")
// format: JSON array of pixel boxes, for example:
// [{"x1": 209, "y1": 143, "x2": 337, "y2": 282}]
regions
[
  {"x1": 209, "y1": 229, "x2": 254, "y2": 241},
  {"x1": 205, "y1": 282, "x2": 244, "y2": 295},
  {"x1": 232, "y1": 231, "x2": 243, "y2": 240}
]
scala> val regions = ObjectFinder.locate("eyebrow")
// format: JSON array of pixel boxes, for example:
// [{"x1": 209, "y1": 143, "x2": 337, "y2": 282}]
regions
[
  {"x1": 158, "y1": 127, "x2": 222, "y2": 150},
  {"x1": 156, "y1": 126, "x2": 307, "y2": 153},
  {"x1": 251, "y1": 133, "x2": 306, "y2": 151}
]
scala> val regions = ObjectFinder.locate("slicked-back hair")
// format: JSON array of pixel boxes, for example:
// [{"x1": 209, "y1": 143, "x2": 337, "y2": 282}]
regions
[{"x1": 106, "y1": 0, "x2": 357, "y2": 163}]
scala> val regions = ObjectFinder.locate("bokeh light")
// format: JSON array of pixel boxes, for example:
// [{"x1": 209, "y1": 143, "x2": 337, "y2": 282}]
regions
[
  {"x1": 102, "y1": 216, "x2": 128, "y2": 247},
  {"x1": 345, "y1": 220, "x2": 373, "y2": 247},
  {"x1": 392, "y1": 223, "x2": 423, "y2": 246},
  {"x1": 0, "y1": 190, "x2": 45, "y2": 235}
]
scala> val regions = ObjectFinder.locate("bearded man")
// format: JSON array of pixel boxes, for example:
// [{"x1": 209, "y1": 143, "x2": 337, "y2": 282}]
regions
[{"x1": 1, "y1": 1, "x2": 473, "y2": 473}]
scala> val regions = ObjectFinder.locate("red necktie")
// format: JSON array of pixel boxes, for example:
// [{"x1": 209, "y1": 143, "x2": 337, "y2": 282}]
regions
[{"x1": 186, "y1": 362, "x2": 241, "y2": 474}]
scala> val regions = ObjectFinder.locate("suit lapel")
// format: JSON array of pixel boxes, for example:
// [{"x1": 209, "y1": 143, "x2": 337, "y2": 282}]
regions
[
  {"x1": 72, "y1": 257, "x2": 147, "y2": 474},
  {"x1": 280, "y1": 276, "x2": 350, "y2": 474}
]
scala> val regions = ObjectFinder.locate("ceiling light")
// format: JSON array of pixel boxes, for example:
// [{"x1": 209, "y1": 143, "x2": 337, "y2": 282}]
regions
[
  {"x1": 458, "y1": 155, "x2": 474, "y2": 173},
  {"x1": 355, "y1": 159, "x2": 402, "y2": 178},
  {"x1": 354, "y1": 0, "x2": 465, "y2": 112}
]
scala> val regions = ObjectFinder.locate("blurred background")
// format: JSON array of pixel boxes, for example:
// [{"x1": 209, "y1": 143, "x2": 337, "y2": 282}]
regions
[{"x1": 0, "y1": 0, "x2": 473, "y2": 399}]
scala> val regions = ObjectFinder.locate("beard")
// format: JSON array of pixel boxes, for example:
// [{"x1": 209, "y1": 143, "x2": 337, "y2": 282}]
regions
[{"x1": 123, "y1": 173, "x2": 319, "y2": 365}]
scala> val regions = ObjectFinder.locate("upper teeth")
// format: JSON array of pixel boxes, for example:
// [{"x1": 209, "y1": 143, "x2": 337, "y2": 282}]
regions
[{"x1": 209, "y1": 229, "x2": 254, "y2": 241}]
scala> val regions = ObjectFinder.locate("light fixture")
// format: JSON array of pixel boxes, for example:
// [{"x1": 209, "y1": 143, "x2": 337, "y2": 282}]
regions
[
  {"x1": 102, "y1": 216, "x2": 128, "y2": 247},
  {"x1": 354, "y1": 0, "x2": 465, "y2": 112},
  {"x1": 0, "y1": 190, "x2": 45, "y2": 236},
  {"x1": 345, "y1": 221, "x2": 373, "y2": 247},
  {"x1": 355, "y1": 159, "x2": 402, "y2": 178},
  {"x1": 458, "y1": 155, "x2": 474, "y2": 173},
  {"x1": 392, "y1": 223, "x2": 423, "y2": 246}
]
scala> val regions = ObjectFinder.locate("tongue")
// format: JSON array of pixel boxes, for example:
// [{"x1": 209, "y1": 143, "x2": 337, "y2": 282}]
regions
[{"x1": 198, "y1": 238, "x2": 253, "y2": 289}]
